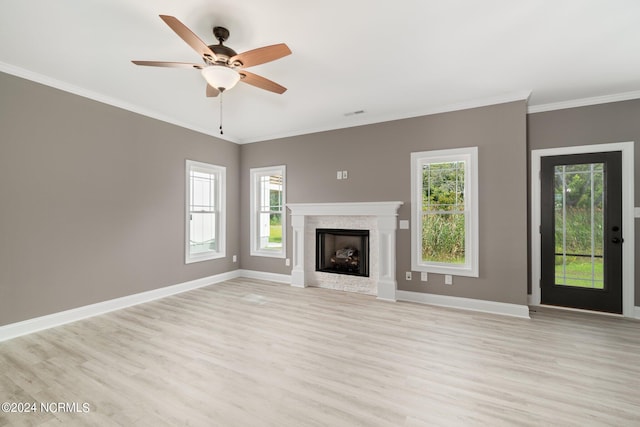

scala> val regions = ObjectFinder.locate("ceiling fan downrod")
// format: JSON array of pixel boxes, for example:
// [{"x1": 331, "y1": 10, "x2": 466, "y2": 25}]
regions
[{"x1": 219, "y1": 93, "x2": 224, "y2": 135}]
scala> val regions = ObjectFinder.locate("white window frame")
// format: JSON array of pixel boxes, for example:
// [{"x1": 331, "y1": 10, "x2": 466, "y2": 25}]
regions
[
  {"x1": 250, "y1": 165, "x2": 286, "y2": 258},
  {"x1": 185, "y1": 160, "x2": 226, "y2": 264},
  {"x1": 410, "y1": 147, "x2": 479, "y2": 277}
]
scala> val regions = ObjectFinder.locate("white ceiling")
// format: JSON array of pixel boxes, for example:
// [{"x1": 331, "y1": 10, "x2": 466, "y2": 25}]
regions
[{"x1": 2, "y1": 0, "x2": 640, "y2": 143}]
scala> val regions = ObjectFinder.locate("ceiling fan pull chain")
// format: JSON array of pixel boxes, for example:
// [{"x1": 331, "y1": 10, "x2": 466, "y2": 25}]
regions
[{"x1": 219, "y1": 93, "x2": 223, "y2": 135}]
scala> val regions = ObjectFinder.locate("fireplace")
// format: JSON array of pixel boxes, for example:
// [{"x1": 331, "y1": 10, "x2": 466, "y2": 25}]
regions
[
  {"x1": 287, "y1": 201, "x2": 403, "y2": 300},
  {"x1": 316, "y1": 228, "x2": 370, "y2": 277}
]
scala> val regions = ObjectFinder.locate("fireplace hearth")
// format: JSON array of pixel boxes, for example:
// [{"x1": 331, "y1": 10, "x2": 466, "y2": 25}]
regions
[{"x1": 316, "y1": 228, "x2": 369, "y2": 277}]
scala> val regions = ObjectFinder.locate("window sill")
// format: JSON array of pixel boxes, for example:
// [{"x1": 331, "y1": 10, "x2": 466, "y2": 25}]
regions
[
  {"x1": 412, "y1": 264, "x2": 479, "y2": 278},
  {"x1": 186, "y1": 252, "x2": 226, "y2": 264},
  {"x1": 250, "y1": 250, "x2": 286, "y2": 259}
]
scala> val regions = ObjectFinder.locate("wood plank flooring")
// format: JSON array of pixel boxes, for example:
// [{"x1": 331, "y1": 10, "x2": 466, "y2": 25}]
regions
[{"x1": 1, "y1": 278, "x2": 640, "y2": 426}]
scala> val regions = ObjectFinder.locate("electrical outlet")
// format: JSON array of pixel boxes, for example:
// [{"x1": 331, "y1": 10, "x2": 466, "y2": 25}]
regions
[
  {"x1": 285, "y1": 258, "x2": 291, "y2": 266},
  {"x1": 445, "y1": 275, "x2": 453, "y2": 285},
  {"x1": 232, "y1": 255, "x2": 237, "y2": 263},
  {"x1": 342, "y1": 170, "x2": 348, "y2": 179},
  {"x1": 421, "y1": 272, "x2": 428, "y2": 282},
  {"x1": 406, "y1": 271, "x2": 412, "y2": 280},
  {"x1": 337, "y1": 171, "x2": 343, "y2": 180}
]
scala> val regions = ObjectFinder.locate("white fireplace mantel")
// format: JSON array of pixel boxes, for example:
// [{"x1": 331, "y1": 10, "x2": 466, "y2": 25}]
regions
[{"x1": 287, "y1": 201, "x2": 403, "y2": 301}]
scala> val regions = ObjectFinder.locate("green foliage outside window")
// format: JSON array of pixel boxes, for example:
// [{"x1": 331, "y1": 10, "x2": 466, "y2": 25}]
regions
[
  {"x1": 269, "y1": 188, "x2": 283, "y2": 243},
  {"x1": 553, "y1": 164, "x2": 604, "y2": 288},
  {"x1": 422, "y1": 214, "x2": 465, "y2": 264},
  {"x1": 421, "y1": 161, "x2": 466, "y2": 264}
]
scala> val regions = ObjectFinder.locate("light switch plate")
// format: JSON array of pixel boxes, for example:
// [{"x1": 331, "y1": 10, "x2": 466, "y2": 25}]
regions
[
  {"x1": 342, "y1": 170, "x2": 348, "y2": 179},
  {"x1": 336, "y1": 171, "x2": 343, "y2": 180}
]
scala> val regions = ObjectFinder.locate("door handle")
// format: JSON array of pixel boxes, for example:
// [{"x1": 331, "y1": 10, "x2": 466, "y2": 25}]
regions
[{"x1": 611, "y1": 237, "x2": 623, "y2": 244}]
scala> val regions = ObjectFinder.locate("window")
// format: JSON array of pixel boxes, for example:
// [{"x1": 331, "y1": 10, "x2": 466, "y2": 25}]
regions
[
  {"x1": 411, "y1": 147, "x2": 478, "y2": 277},
  {"x1": 250, "y1": 165, "x2": 286, "y2": 258},
  {"x1": 186, "y1": 160, "x2": 226, "y2": 263}
]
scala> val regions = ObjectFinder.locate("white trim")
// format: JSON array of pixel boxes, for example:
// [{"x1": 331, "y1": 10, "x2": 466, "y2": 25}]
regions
[
  {"x1": 530, "y1": 142, "x2": 635, "y2": 317},
  {"x1": 237, "y1": 269, "x2": 292, "y2": 284},
  {"x1": 0, "y1": 61, "x2": 237, "y2": 143},
  {"x1": 241, "y1": 91, "x2": 532, "y2": 144},
  {"x1": 0, "y1": 271, "x2": 241, "y2": 343},
  {"x1": 528, "y1": 90, "x2": 640, "y2": 114},
  {"x1": 5, "y1": 57, "x2": 639, "y2": 145},
  {"x1": 185, "y1": 160, "x2": 226, "y2": 263},
  {"x1": 0, "y1": 268, "x2": 541, "y2": 343},
  {"x1": 410, "y1": 147, "x2": 479, "y2": 277},
  {"x1": 0, "y1": 62, "x2": 533, "y2": 145},
  {"x1": 396, "y1": 290, "x2": 531, "y2": 319},
  {"x1": 536, "y1": 304, "x2": 624, "y2": 318},
  {"x1": 287, "y1": 201, "x2": 404, "y2": 217},
  {"x1": 249, "y1": 165, "x2": 287, "y2": 259}
]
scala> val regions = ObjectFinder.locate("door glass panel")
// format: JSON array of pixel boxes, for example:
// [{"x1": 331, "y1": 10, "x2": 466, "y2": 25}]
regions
[{"x1": 553, "y1": 163, "x2": 604, "y2": 289}]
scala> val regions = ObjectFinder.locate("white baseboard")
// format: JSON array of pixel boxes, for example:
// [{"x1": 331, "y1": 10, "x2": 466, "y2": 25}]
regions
[
  {"x1": 237, "y1": 269, "x2": 292, "y2": 284},
  {"x1": 8, "y1": 270, "x2": 592, "y2": 343},
  {"x1": 396, "y1": 290, "x2": 531, "y2": 319},
  {"x1": 0, "y1": 270, "x2": 241, "y2": 343},
  {"x1": 529, "y1": 300, "x2": 640, "y2": 320}
]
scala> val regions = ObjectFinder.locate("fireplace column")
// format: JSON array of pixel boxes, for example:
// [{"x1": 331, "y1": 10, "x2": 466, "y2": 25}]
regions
[
  {"x1": 376, "y1": 214, "x2": 398, "y2": 301},
  {"x1": 290, "y1": 214, "x2": 306, "y2": 288}
]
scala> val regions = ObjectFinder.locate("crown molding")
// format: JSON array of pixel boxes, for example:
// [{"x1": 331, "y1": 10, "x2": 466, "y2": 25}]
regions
[
  {"x1": 242, "y1": 90, "x2": 533, "y2": 144},
  {"x1": 7, "y1": 59, "x2": 640, "y2": 142},
  {"x1": 0, "y1": 61, "x2": 238, "y2": 143},
  {"x1": 528, "y1": 90, "x2": 640, "y2": 114}
]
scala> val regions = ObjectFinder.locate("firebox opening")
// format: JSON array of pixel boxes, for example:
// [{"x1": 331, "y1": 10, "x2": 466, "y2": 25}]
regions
[{"x1": 316, "y1": 228, "x2": 370, "y2": 277}]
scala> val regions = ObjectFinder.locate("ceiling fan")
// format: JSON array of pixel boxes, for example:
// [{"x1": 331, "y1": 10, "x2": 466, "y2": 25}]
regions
[{"x1": 132, "y1": 15, "x2": 291, "y2": 97}]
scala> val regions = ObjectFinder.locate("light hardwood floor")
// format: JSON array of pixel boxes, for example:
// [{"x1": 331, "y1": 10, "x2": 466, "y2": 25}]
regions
[{"x1": 1, "y1": 278, "x2": 640, "y2": 426}]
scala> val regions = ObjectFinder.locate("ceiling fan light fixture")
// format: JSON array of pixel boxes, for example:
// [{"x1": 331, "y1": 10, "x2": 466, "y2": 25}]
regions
[{"x1": 201, "y1": 65, "x2": 240, "y2": 92}]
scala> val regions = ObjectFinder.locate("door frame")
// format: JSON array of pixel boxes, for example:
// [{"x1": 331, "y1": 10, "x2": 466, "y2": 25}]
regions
[{"x1": 531, "y1": 142, "x2": 635, "y2": 317}]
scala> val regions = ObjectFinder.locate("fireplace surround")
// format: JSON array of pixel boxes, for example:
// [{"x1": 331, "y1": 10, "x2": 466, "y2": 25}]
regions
[{"x1": 287, "y1": 201, "x2": 403, "y2": 300}]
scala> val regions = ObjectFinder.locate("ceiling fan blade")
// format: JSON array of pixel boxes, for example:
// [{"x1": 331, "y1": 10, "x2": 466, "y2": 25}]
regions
[
  {"x1": 206, "y1": 84, "x2": 220, "y2": 97},
  {"x1": 159, "y1": 15, "x2": 218, "y2": 62},
  {"x1": 132, "y1": 60, "x2": 203, "y2": 69},
  {"x1": 230, "y1": 43, "x2": 291, "y2": 68},
  {"x1": 239, "y1": 70, "x2": 287, "y2": 94}
]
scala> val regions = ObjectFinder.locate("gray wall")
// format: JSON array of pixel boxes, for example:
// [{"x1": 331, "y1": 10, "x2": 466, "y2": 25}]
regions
[
  {"x1": 240, "y1": 101, "x2": 529, "y2": 306},
  {"x1": 0, "y1": 72, "x2": 240, "y2": 326},
  {"x1": 528, "y1": 100, "x2": 640, "y2": 305},
  {"x1": 14, "y1": 66, "x2": 635, "y2": 323}
]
